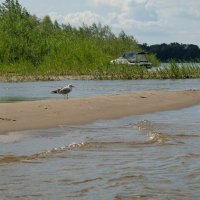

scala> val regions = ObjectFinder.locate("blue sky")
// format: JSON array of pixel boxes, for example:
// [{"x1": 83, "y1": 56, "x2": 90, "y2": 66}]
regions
[{"x1": 1, "y1": 0, "x2": 200, "y2": 46}]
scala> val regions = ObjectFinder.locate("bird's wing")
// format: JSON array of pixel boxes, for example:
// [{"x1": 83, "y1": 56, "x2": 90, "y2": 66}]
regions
[{"x1": 60, "y1": 87, "x2": 71, "y2": 93}]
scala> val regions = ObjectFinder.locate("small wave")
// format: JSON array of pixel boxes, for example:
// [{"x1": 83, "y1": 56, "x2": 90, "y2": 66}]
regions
[
  {"x1": 0, "y1": 137, "x2": 169, "y2": 164},
  {"x1": 114, "y1": 193, "x2": 159, "y2": 200},
  {"x1": 0, "y1": 155, "x2": 26, "y2": 163},
  {"x1": 176, "y1": 153, "x2": 200, "y2": 160},
  {"x1": 133, "y1": 120, "x2": 198, "y2": 145},
  {"x1": 3, "y1": 117, "x2": 196, "y2": 164},
  {"x1": 147, "y1": 132, "x2": 171, "y2": 143},
  {"x1": 172, "y1": 134, "x2": 200, "y2": 139},
  {"x1": 49, "y1": 139, "x2": 161, "y2": 152},
  {"x1": 60, "y1": 177, "x2": 102, "y2": 185},
  {"x1": 133, "y1": 120, "x2": 156, "y2": 133},
  {"x1": 134, "y1": 120, "x2": 173, "y2": 144},
  {"x1": 108, "y1": 175, "x2": 145, "y2": 188},
  {"x1": 0, "y1": 146, "x2": 68, "y2": 164}
]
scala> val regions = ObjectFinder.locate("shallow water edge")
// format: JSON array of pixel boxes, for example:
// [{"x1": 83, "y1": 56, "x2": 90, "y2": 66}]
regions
[{"x1": 0, "y1": 106, "x2": 200, "y2": 199}]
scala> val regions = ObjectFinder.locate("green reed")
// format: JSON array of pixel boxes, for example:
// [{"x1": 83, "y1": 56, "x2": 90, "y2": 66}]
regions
[
  {"x1": 152, "y1": 62, "x2": 200, "y2": 79},
  {"x1": 1, "y1": 61, "x2": 200, "y2": 81}
]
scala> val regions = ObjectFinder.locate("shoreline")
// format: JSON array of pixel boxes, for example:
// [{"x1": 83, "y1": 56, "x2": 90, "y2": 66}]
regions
[
  {"x1": 0, "y1": 75, "x2": 94, "y2": 82},
  {"x1": 0, "y1": 90, "x2": 200, "y2": 135}
]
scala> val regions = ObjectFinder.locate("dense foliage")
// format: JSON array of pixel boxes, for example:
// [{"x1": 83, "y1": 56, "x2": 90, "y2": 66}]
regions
[
  {"x1": 140, "y1": 43, "x2": 200, "y2": 62},
  {"x1": 0, "y1": 0, "x2": 152, "y2": 76},
  {"x1": 0, "y1": 0, "x2": 199, "y2": 81}
]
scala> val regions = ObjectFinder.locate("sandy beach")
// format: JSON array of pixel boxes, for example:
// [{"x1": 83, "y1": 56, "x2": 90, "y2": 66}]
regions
[{"x1": 0, "y1": 90, "x2": 200, "y2": 134}]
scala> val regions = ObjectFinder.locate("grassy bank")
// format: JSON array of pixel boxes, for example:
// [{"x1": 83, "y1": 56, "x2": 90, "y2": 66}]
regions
[
  {"x1": 1, "y1": 62, "x2": 200, "y2": 82},
  {"x1": 0, "y1": 0, "x2": 158, "y2": 81},
  {"x1": 150, "y1": 63, "x2": 200, "y2": 79}
]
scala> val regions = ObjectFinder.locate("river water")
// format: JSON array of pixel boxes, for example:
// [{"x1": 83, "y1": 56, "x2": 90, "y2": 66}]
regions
[
  {"x1": 0, "y1": 79, "x2": 200, "y2": 101},
  {"x1": 0, "y1": 79, "x2": 200, "y2": 200}
]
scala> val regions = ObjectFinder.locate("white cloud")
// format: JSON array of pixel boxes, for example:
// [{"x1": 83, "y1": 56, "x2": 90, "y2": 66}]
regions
[
  {"x1": 48, "y1": 12, "x2": 63, "y2": 22},
  {"x1": 89, "y1": 0, "x2": 147, "y2": 7},
  {"x1": 63, "y1": 11, "x2": 102, "y2": 26},
  {"x1": 49, "y1": 11, "x2": 103, "y2": 27},
  {"x1": 1, "y1": 0, "x2": 198, "y2": 45},
  {"x1": 48, "y1": 0, "x2": 200, "y2": 45},
  {"x1": 89, "y1": 0, "x2": 124, "y2": 7}
]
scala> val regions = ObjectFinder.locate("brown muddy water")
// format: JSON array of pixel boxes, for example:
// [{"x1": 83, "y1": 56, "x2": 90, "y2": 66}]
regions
[{"x1": 0, "y1": 105, "x2": 200, "y2": 200}]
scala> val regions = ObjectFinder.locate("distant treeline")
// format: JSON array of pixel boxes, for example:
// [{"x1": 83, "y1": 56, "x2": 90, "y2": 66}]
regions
[{"x1": 140, "y1": 43, "x2": 200, "y2": 62}]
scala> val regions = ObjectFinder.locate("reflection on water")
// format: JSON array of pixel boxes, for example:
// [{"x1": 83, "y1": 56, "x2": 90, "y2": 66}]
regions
[
  {"x1": 0, "y1": 106, "x2": 200, "y2": 199},
  {"x1": 0, "y1": 79, "x2": 200, "y2": 102}
]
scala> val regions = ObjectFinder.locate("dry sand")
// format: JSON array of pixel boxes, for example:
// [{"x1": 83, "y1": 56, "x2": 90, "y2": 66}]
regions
[{"x1": 0, "y1": 90, "x2": 200, "y2": 134}]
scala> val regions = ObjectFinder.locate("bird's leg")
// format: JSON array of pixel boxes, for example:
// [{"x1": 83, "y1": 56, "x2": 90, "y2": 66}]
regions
[{"x1": 67, "y1": 94, "x2": 69, "y2": 99}]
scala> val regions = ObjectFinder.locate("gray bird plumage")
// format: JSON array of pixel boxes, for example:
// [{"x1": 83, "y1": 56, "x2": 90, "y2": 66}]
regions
[{"x1": 51, "y1": 84, "x2": 74, "y2": 99}]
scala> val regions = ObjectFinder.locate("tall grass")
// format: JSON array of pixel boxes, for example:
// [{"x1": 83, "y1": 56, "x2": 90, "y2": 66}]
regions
[
  {"x1": 0, "y1": 1, "x2": 199, "y2": 81},
  {"x1": 151, "y1": 62, "x2": 200, "y2": 79},
  {"x1": 1, "y1": 62, "x2": 200, "y2": 81},
  {"x1": 0, "y1": 0, "x2": 158, "y2": 80}
]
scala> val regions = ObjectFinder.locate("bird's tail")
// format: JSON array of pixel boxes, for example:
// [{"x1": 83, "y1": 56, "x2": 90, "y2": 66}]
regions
[{"x1": 51, "y1": 90, "x2": 58, "y2": 94}]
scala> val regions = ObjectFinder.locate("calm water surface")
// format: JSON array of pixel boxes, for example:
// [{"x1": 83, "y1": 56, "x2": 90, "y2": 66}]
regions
[
  {"x1": 0, "y1": 80, "x2": 200, "y2": 199},
  {"x1": 0, "y1": 79, "x2": 200, "y2": 101}
]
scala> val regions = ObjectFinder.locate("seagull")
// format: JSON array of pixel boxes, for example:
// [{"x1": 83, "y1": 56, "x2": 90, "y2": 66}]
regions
[{"x1": 51, "y1": 84, "x2": 75, "y2": 99}]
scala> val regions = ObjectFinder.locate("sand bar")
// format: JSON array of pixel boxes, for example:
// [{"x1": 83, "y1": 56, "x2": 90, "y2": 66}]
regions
[{"x1": 0, "y1": 90, "x2": 200, "y2": 134}]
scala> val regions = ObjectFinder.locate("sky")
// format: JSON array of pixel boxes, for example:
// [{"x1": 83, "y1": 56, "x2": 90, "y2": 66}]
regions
[{"x1": 1, "y1": 0, "x2": 200, "y2": 46}]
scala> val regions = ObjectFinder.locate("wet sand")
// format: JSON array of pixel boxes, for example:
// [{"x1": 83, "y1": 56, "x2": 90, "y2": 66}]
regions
[{"x1": 0, "y1": 90, "x2": 200, "y2": 134}]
